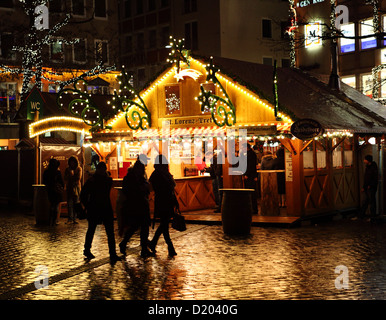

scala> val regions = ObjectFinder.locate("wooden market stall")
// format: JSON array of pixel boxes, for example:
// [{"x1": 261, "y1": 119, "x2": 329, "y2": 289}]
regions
[{"x1": 82, "y1": 53, "x2": 386, "y2": 219}]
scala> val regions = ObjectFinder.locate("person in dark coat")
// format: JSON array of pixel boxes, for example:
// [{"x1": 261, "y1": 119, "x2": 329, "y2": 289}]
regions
[
  {"x1": 64, "y1": 156, "x2": 82, "y2": 224},
  {"x1": 243, "y1": 143, "x2": 258, "y2": 214},
  {"x1": 273, "y1": 148, "x2": 286, "y2": 207},
  {"x1": 148, "y1": 155, "x2": 178, "y2": 257},
  {"x1": 205, "y1": 152, "x2": 221, "y2": 212},
  {"x1": 359, "y1": 155, "x2": 379, "y2": 219},
  {"x1": 81, "y1": 162, "x2": 120, "y2": 262},
  {"x1": 119, "y1": 157, "x2": 154, "y2": 258},
  {"x1": 43, "y1": 158, "x2": 64, "y2": 226}
]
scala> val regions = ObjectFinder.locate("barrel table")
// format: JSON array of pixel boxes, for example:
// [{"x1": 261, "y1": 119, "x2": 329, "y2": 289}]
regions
[{"x1": 220, "y1": 188, "x2": 254, "y2": 235}]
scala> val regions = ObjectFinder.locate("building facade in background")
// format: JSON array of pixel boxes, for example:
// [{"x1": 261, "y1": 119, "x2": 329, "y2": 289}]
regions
[{"x1": 118, "y1": 0, "x2": 290, "y2": 88}]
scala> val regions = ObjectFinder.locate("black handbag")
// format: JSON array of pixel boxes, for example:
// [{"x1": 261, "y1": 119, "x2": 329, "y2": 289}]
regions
[
  {"x1": 172, "y1": 207, "x2": 186, "y2": 232},
  {"x1": 75, "y1": 202, "x2": 87, "y2": 220}
]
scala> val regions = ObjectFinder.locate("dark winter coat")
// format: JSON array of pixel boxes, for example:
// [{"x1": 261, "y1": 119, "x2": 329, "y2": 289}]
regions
[
  {"x1": 149, "y1": 168, "x2": 177, "y2": 220},
  {"x1": 122, "y1": 166, "x2": 151, "y2": 226},
  {"x1": 43, "y1": 167, "x2": 64, "y2": 204},
  {"x1": 80, "y1": 172, "x2": 113, "y2": 224},
  {"x1": 245, "y1": 148, "x2": 258, "y2": 178},
  {"x1": 363, "y1": 161, "x2": 378, "y2": 191}
]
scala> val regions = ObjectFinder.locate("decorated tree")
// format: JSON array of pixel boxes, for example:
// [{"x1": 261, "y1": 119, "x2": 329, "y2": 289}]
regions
[{"x1": 0, "y1": 0, "x2": 116, "y2": 108}]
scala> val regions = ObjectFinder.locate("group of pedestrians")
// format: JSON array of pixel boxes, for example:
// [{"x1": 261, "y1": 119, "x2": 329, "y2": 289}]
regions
[
  {"x1": 42, "y1": 156, "x2": 82, "y2": 226},
  {"x1": 43, "y1": 153, "x2": 179, "y2": 262}
]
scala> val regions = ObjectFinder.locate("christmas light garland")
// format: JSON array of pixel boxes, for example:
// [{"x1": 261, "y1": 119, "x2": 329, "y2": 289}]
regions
[
  {"x1": 109, "y1": 67, "x2": 151, "y2": 130},
  {"x1": 56, "y1": 79, "x2": 102, "y2": 128},
  {"x1": 197, "y1": 57, "x2": 236, "y2": 127}
]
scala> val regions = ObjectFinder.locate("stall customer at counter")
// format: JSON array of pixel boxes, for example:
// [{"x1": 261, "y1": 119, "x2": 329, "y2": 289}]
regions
[
  {"x1": 148, "y1": 155, "x2": 178, "y2": 257},
  {"x1": 273, "y1": 148, "x2": 286, "y2": 208},
  {"x1": 243, "y1": 144, "x2": 258, "y2": 215}
]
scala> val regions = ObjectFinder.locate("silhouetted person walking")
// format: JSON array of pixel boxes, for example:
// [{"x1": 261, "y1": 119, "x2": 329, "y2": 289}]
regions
[
  {"x1": 81, "y1": 162, "x2": 120, "y2": 262},
  {"x1": 119, "y1": 156, "x2": 154, "y2": 258},
  {"x1": 360, "y1": 155, "x2": 379, "y2": 220},
  {"x1": 64, "y1": 156, "x2": 82, "y2": 224},
  {"x1": 43, "y1": 158, "x2": 64, "y2": 226},
  {"x1": 148, "y1": 155, "x2": 178, "y2": 257}
]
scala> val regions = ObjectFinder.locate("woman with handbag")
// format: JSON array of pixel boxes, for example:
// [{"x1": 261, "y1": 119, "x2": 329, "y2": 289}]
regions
[{"x1": 148, "y1": 155, "x2": 178, "y2": 257}]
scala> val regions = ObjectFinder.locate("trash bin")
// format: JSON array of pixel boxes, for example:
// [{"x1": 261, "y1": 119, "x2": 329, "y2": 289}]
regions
[
  {"x1": 220, "y1": 188, "x2": 254, "y2": 235},
  {"x1": 32, "y1": 184, "x2": 50, "y2": 225}
]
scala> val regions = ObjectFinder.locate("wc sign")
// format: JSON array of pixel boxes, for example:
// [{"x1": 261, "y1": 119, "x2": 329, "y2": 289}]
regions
[{"x1": 26, "y1": 86, "x2": 45, "y2": 120}]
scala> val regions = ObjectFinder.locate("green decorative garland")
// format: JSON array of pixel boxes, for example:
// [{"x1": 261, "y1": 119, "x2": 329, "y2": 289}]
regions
[
  {"x1": 110, "y1": 67, "x2": 151, "y2": 130},
  {"x1": 56, "y1": 79, "x2": 102, "y2": 128},
  {"x1": 197, "y1": 57, "x2": 236, "y2": 127}
]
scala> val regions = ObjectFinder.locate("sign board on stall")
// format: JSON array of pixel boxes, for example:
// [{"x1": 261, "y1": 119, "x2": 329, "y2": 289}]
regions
[
  {"x1": 246, "y1": 125, "x2": 277, "y2": 136},
  {"x1": 26, "y1": 86, "x2": 45, "y2": 120},
  {"x1": 160, "y1": 115, "x2": 214, "y2": 128},
  {"x1": 290, "y1": 118, "x2": 324, "y2": 140}
]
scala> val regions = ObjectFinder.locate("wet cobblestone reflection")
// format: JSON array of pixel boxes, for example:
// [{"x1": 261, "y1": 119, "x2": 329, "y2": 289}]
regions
[{"x1": 2, "y1": 211, "x2": 386, "y2": 300}]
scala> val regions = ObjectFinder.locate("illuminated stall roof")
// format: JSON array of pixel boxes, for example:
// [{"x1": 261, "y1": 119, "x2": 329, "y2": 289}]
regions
[{"x1": 211, "y1": 57, "x2": 386, "y2": 134}]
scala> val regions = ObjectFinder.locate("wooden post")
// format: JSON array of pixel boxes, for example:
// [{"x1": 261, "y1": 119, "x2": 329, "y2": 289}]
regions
[
  {"x1": 34, "y1": 112, "x2": 40, "y2": 184},
  {"x1": 287, "y1": 139, "x2": 305, "y2": 217}
]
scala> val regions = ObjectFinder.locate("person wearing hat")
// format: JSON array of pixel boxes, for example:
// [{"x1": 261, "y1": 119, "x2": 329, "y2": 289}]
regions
[
  {"x1": 81, "y1": 161, "x2": 121, "y2": 262},
  {"x1": 359, "y1": 155, "x2": 379, "y2": 220}
]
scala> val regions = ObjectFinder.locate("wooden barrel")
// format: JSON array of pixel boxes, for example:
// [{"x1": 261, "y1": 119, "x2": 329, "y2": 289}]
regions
[
  {"x1": 220, "y1": 188, "x2": 254, "y2": 235},
  {"x1": 33, "y1": 185, "x2": 50, "y2": 225}
]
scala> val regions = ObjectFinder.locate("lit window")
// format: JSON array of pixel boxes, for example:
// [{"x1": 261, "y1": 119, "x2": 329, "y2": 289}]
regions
[
  {"x1": 380, "y1": 70, "x2": 386, "y2": 98},
  {"x1": 305, "y1": 22, "x2": 322, "y2": 48},
  {"x1": 361, "y1": 74, "x2": 373, "y2": 97},
  {"x1": 340, "y1": 23, "x2": 355, "y2": 53},
  {"x1": 341, "y1": 76, "x2": 356, "y2": 88},
  {"x1": 360, "y1": 18, "x2": 376, "y2": 50}
]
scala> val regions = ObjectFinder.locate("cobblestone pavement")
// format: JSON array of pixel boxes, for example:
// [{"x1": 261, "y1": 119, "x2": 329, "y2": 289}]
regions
[{"x1": 2, "y1": 207, "x2": 386, "y2": 302}]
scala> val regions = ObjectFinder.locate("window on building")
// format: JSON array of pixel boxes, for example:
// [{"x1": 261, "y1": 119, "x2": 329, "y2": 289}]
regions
[
  {"x1": 136, "y1": 0, "x2": 143, "y2": 14},
  {"x1": 0, "y1": 0, "x2": 13, "y2": 8},
  {"x1": 383, "y1": 15, "x2": 386, "y2": 46},
  {"x1": 125, "y1": 36, "x2": 132, "y2": 52},
  {"x1": 361, "y1": 74, "x2": 373, "y2": 97},
  {"x1": 160, "y1": 0, "x2": 169, "y2": 8},
  {"x1": 72, "y1": 0, "x2": 85, "y2": 16},
  {"x1": 94, "y1": 0, "x2": 107, "y2": 18},
  {"x1": 341, "y1": 76, "x2": 356, "y2": 89},
  {"x1": 49, "y1": 0, "x2": 62, "y2": 13},
  {"x1": 380, "y1": 70, "x2": 386, "y2": 98},
  {"x1": 185, "y1": 21, "x2": 198, "y2": 50},
  {"x1": 360, "y1": 18, "x2": 376, "y2": 50},
  {"x1": 148, "y1": 0, "x2": 156, "y2": 11},
  {"x1": 161, "y1": 26, "x2": 170, "y2": 47},
  {"x1": 262, "y1": 19, "x2": 272, "y2": 38},
  {"x1": 0, "y1": 83, "x2": 16, "y2": 112},
  {"x1": 262, "y1": 57, "x2": 273, "y2": 66},
  {"x1": 0, "y1": 33, "x2": 15, "y2": 60},
  {"x1": 95, "y1": 40, "x2": 108, "y2": 64},
  {"x1": 124, "y1": 0, "x2": 131, "y2": 17},
  {"x1": 73, "y1": 39, "x2": 86, "y2": 63},
  {"x1": 149, "y1": 30, "x2": 157, "y2": 49},
  {"x1": 184, "y1": 0, "x2": 197, "y2": 14},
  {"x1": 281, "y1": 58, "x2": 290, "y2": 68},
  {"x1": 136, "y1": 33, "x2": 144, "y2": 51},
  {"x1": 50, "y1": 39, "x2": 64, "y2": 62},
  {"x1": 305, "y1": 22, "x2": 322, "y2": 48},
  {"x1": 340, "y1": 23, "x2": 355, "y2": 53}
]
